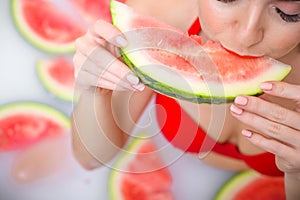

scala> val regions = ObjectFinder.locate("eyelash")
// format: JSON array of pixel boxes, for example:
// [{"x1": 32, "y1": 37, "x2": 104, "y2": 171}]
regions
[
  {"x1": 216, "y1": 0, "x2": 300, "y2": 23},
  {"x1": 275, "y1": 7, "x2": 300, "y2": 23},
  {"x1": 217, "y1": 0, "x2": 236, "y2": 2}
]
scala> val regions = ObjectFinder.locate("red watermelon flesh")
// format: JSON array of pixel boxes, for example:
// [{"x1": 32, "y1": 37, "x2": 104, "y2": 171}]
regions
[
  {"x1": 22, "y1": 0, "x2": 84, "y2": 44},
  {"x1": 47, "y1": 57, "x2": 75, "y2": 88},
  {"x1": 36, "y1": 57, "x2": 75, "y2": 102},
  {"x1": 234, "y1": 176, "x2": 285, "y2": 200},
  {"x1": 11, "y1": 0, "x2": 85, "y2": 53},
  {"x1": 110, "y1": 139, "x2": 174, "y2": 200},
  {"x1": 0, "y1": 103, "x2": 69, "y2": 152},
  {"x1": 215, "y1": 170, "x2": 285, "y2": 200}
]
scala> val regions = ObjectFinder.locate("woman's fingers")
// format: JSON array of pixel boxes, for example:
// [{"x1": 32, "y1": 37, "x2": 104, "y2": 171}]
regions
[
  {"x1": 72, "y1": 18, "x2": 144, "y2": 92},
  {"x1": 230, "y1": 81, "x2": 300, "y2": 174},
  {"x1": 74, "y1": 46, "x2": 143, "y2": 90},
  {"x1": 233, "y1": 95, "x2": 300, "y2": 131},
  {"x1": 261, "y1": 81, "x2": 300, "y2": 112},
  {"x1": 89, "y1": 19, "x2": 128, "y2": 47},
  {"x1": 231, "y1": 103, "x2": 300, "y2": 147},
  {"x1": 76, "y1": 70, "x2": 130, "y2": 91},
  {"x1": 261, "y1": 81, "x2": 300, "y2": 100}
]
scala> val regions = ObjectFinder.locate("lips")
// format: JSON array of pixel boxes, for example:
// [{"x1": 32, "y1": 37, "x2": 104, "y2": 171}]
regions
[{"x1": 220, "y1": 44, "x2": 264, "y2": 58}]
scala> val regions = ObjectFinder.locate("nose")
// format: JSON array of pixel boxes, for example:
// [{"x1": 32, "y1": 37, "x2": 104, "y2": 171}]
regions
[{"x1": 235, "y1": 7, "x2": 264, "y2": 48}]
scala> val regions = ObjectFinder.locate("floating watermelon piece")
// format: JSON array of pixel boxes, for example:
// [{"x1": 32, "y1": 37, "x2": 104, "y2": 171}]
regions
[
  {"x1": 109, "y1": 137, "x2": 174, "y2": 200},
  {"x1": 215, "y1": 170, "x2": 285, "y2": 200},
  {"x1": 11, "y1": 0, "x2": 85, "y2": 54},
  {"x1": 37, "y1": 57, "x2": 75, "y2": 102},
  {"x1": 110, "y1": 1, "x2": 291, "y2": 104},
  {"x1": 0, "y1": 102, "x2": 70, "y2": 152}
]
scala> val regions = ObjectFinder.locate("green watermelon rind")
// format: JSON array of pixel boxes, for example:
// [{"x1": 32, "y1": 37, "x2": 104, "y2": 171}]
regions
[
  {"x1": 36, "y1": 59, "x2": 75, "y2": 102},
  {"x1": 10, "y1": 0, "x2": 76, "y2": 54},
  {"x1": 121, "y1": 53, "x2": 231, "y2": 104},
  {"x1": 110, "y1": 0, "x2": 291, "y2": 104},
  {"x1": 214, "y1": 170, "x2": 261, "y2": 200},
  {"x1": 0, "y1": 102, "x2": 70, "y2": 130},
  {"x1": 108, "y1": 134, "x2": 159, "y2": 200},
  {"x1": 121, "y1": 52, "x2": 291, "y2": 104}
]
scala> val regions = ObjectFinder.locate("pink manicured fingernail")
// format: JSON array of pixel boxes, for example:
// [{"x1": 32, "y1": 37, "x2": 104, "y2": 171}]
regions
[
  {"x1": 230, "y1": 104, "x2": 243, "y2": 115},
  {"x1": 133, "y1": 83, "x2": 145, "y2": 91},
  {"x1": 235, "y1": 96, "x2": 248, "y2": 106},
  {"x1": 116, "y1": 36, "x2": 128, "y2": 47},
  {"x1": 242, "y1": 129, "x2": 253, "y2": 138},
  {"x1": 126, "y1": 74, "x2": 139, "y2": 85},
  {"x1": 260, "y1": 82, "x2": 273, "y2": 91}
]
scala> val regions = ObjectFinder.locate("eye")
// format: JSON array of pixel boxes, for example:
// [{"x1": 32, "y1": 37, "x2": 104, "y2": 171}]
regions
[
  {"x1": 217, "y1": 0, "x2": 237, "y2": 3},
  {"x1": 275, "y1": 7, "x2": 300, "y2": 23}
]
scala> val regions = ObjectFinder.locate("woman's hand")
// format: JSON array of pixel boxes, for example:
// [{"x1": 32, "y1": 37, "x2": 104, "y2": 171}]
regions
[
  {"x1": 230, "y1": 81, "x2": 300, "y2": 175},
  {"x1": 73, "y1": 19, "x2": 145, "y2": 93}
]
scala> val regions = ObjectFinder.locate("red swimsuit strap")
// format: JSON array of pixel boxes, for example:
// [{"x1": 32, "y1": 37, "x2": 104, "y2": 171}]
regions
[{"x1": 188, "y1": 18, "x2": 201, "y2": 35}]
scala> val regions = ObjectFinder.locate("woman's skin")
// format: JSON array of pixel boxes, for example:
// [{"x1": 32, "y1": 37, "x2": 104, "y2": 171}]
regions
[{"x1": 71, "y1": 0, "x2": 300, "y2": 199}]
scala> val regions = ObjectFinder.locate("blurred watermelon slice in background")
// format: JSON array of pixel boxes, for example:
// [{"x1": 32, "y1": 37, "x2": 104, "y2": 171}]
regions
[
  {"x1": 11, "y1": 0, "x2": 85, "y2": 54},
  {"x1": 69, "y1": 0, "x2": 126, "y2": 23},
  {"x1": 0, "y1": 102, "x2": 70, "y2": 152},
  {"x1": 36, "y1": 57, "x2": 75, "y2": 102}
]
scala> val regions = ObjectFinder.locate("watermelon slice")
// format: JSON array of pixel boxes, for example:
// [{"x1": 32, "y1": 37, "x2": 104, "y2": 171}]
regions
[
  {"x1": 11, "y1": 0, "x2": 85, "y2": 54},
  {"x1": 214, "y1": 170, "x2": 285, "y2": 200},
  {"x1": 109, "y1": 137, "x2": 174, "y2": 200},
  {"x1": 36, "y1": 57, "x2": 75, "y2": 102},
  {"x1": 110, "y1": 1, "x2": 291, "y2": 104},
  {"x1": 69, "y1": 0, "x2": 127, "y2": 23},
  {"x1": 0, "y1": 102, "x2": 70, "y2": 152}
]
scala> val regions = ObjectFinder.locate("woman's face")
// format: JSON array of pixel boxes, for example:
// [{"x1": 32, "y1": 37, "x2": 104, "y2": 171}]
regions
[{"x1": 198, "y1": 0, "x2": 300, "y2": 59}]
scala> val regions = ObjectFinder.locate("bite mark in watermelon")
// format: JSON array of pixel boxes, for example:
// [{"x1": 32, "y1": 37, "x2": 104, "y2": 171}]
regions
[
  {"x1": 109, "y1": 136, "x2": 174, "y2": 200},
  {"x1": 214, "y1": 170, "x2": 285, "y2": 200},
  {"x1": 110, "y1": 1, "x2": 291, "y2": 104},
  {"x1": 36, "y1": 57, "x2": 75, "y2": 102},
  {"x1": 0, "y1": 102, "x2": 70, "y2": 152},
  {"x1": 11, "y1": 0, "x2": 85, "y2": 54}
]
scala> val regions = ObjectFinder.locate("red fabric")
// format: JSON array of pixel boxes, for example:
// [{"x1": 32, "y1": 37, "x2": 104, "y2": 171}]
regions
[
  {"x1": 155, "y1": 18, "x2": 283, "y2": 177},
  {"x1": 187, "y1": 18, "x2": 201, "y2": 36}
]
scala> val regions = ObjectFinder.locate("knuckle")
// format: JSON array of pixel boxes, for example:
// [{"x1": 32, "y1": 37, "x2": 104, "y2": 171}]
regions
[
  {"x1": 248, "y1": 96, "x2": 261, "y2": 111},
  {"x1": 267, "y1": 121, "x2": 282, "y2": 135},
  {"x1": 74, "y1": 37, "x2": 83, "y2": 48},
  {"x1": 275, "y1": 83, "x2": 285, "y2": 95},
  {"x1": 246, "y1": 111, "x2": 257, "y2": 125},
  {"x1": 271, "y1": 106, "x2": 287, "y2": 121}
]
